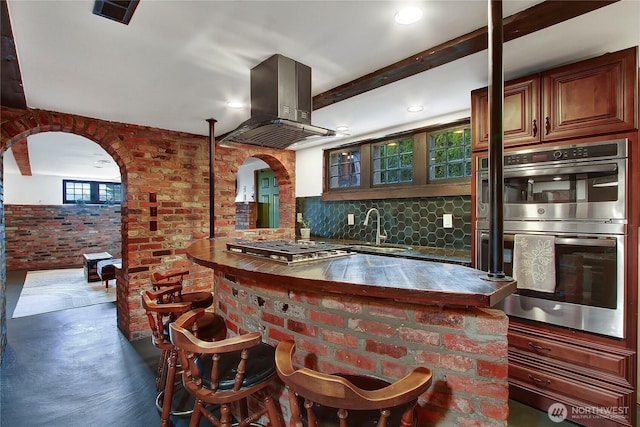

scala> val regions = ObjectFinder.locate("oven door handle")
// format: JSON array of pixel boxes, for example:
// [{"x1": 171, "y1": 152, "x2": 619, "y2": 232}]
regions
[
  {"x1": 479, "y1": 163, "x2": 617, "y2": 178},
  {"x1": 480, "y1": 233, "x2": 616, "y2": 247},
  {"x1": 554, "y1": 237, "x2": 616, "y2": 247},
  {"x1": 521, "y1": 164, "x2": 617, "y2": 177}
]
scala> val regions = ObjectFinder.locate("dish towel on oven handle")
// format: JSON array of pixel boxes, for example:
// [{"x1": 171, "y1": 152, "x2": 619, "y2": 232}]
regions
[{"x1": 513, "y1": 234, "x2": 556, "y2": 293}]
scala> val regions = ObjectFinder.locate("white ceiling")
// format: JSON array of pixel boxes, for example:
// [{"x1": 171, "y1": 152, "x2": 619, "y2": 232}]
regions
[{"x1": 3, "y1": 0, "x2": 639, "y2": 179}]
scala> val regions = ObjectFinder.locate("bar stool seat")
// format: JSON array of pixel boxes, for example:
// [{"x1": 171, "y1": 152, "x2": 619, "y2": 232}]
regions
[
  {"x1": 176, "y1": 290, "x2": 213, "y2": 309},
  {"x1": 194, "y1": 342, "x2": 276, "y2": 390},
  {"x1": 275, "y1": 340, "x2": 432, "y2": 427},
  {"x1": 162, "y1": 310, "x2": 224, "y2": 342}
]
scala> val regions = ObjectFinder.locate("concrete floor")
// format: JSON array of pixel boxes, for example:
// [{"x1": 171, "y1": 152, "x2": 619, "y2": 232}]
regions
[{"x1": 1, "y1": 269, "x2": 582, "y2": 426}]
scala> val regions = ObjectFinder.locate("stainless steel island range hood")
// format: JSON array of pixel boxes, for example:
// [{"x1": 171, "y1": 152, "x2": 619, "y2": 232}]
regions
[{"x1": 218, "y1": 54, "x2": 335, "y2": 149}]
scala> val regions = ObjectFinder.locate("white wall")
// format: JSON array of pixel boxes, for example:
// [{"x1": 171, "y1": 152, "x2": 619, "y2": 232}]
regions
[
  {"x1": 295, "y1": 110, "x2": 470, "y2": 197},
  {"x1": 3, "y1": 173, "x2": 119, "y2": 205},
  {"x1": 235, "y1": 157, "x2": 269, "y2": 202}
]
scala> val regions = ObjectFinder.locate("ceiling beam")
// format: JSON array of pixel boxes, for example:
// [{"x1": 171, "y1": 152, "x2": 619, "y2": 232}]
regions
[
  {"x1": 1, "y1": 0, "x2": 27, "y2": 109},
  {"x1": 313, "y1": 0, "x2": 619, "y2": 110},
  {"x1": 10, "y1": 139, "x2": 32, "y2": 176}
]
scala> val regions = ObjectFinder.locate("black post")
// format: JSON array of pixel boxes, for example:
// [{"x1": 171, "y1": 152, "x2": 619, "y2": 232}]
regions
[
  {"x1": 487, "y1": 0, "x2": 506, "y2": 279},
  {"x1": 207, "y1": 119, "x2": 217, "y2": 238}
]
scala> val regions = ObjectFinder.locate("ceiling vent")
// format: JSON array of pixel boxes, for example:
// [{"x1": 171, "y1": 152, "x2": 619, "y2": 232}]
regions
[{"x1": 93, "y1": 1, "x2": 139, "y2": 25}]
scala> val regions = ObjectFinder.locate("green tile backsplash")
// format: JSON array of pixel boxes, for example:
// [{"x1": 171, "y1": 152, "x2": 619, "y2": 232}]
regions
[{"x1": 296, "y1": 196, "x2": 471, "y2": 250}]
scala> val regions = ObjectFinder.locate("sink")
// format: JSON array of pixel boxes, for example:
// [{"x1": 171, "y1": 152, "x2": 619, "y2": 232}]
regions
[{"x1": 350, "y1": 244, "x2": 409, "y2": 254}]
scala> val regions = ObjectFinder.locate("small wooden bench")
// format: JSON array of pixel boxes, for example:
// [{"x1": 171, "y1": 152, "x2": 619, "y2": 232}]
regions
[{"x1": 97, "y1": 258, "x2": 121, "y2": 288}]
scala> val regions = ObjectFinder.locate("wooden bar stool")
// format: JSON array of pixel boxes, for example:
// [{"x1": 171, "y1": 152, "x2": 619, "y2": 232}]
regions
[
  {"x1": 141, "y1": 288, "x2": 227, "y2": 427},
  {"x1": 151, "y1": 269, "x2": 214, "y2": 309},
  {"x1": 275, "y1": 340, "x2": 432, "y2": 427},
  {"x1": 169, "y1": 309, "x2": 283, "y2": 427}
]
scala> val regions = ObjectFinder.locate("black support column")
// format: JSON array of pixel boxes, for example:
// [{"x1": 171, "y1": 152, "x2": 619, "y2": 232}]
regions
[
  {"x1": 486, "y1": 0, "x2": 509, "y2": 281},
  {"x1": 207, "y1": 118, "x2": 217, "y2": 238}
]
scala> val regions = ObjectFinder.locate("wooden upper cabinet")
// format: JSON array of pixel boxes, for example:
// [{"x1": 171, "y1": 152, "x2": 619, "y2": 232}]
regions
[
  {"x1": 471, "y1": 76, "x2": 540, "y2": 151},
  {"x1": 542, "y1": 47, "x2": 637, "y2": 141},
  {"x1": 471, "y1": 47, "x2": 637, "y2": 151}
]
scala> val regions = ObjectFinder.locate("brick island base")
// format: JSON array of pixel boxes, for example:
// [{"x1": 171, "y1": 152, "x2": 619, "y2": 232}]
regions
[{"x1": 214, "y1": 270, "x2": 509, "y2": 426}]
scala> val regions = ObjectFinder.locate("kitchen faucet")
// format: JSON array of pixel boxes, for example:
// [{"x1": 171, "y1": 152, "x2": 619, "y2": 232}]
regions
[{"x1": 363, "y1": 208, "x2": 387, "y2": 245}]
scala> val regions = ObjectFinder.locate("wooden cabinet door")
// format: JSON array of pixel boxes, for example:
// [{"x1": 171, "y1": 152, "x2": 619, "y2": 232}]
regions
[
  {"x1": 507, "y1": 320, "x2": 636, "y2": 427},
  {"x1": 471, "y1": 76, "x2": 540, "y2": 151},
  {"x1": 541, "y1": 47, "x2": 637, "y2": 141},
  {"x1": 509, "y1": 352, "x2": 635, "y2": 427},
  {"x1": 509, "y1": 323, "x2": 635, "y2": 387}
]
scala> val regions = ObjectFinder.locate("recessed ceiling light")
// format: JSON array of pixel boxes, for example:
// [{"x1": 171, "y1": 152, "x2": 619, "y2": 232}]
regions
[
  {"x1": 407, "y1": 105, "x2": 424, "y2": 112},
  {"x1": 227, "y1": 101, "x2": 244, "y2": 109},
  {"x1": 336, "y1": 126, "x2": 349, "y2": 132},
  {"x1": 395, "y1": 6, "x2": 423, "y2": 25}
]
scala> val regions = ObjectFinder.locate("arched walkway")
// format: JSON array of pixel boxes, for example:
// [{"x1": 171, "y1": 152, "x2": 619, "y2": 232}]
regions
[
  {"x1": 1, "y1": 109, "x2": 131, "y2": 344},
  {"x1": 213, "y1": 145, "x2": 296, "y2": 236}
]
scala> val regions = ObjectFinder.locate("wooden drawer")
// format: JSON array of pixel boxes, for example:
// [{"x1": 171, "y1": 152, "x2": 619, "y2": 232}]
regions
[
  {"x1": 509, "y1": 324, "x2": 634, "y2": 385},
  {"x1": 510, "y1": 352, "x2": 634, "y2": 427}
]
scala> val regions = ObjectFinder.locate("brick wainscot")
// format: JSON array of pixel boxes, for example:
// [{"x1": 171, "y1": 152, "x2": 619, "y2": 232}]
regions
[{"x1": 217, "y1": 270, "x2": 508, "y2": 426}]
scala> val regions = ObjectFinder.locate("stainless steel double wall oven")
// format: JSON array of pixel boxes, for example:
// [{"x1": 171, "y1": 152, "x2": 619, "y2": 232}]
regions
[{"x1": 476, "y1": 139, "x2": 628, "y2": 339}]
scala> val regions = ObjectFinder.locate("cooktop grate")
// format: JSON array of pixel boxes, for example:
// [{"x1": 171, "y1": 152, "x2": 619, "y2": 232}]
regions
[{"x1": 226, "y1": 239, "x2": 354, "y2": 264}]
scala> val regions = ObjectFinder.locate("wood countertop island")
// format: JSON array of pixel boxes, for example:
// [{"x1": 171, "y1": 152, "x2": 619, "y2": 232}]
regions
[
  {"x1": 186, "y1": 238, "x2": 516, "y2": 308},
  {"x1": 187, "y1": 237, "x2": 514, "y2": 426}
]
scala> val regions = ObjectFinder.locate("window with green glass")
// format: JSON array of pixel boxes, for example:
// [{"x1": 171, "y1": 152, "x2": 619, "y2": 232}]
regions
[
  {"x1": 328, "y1": 148, "x2": 361, "y2": 189},
  {"x1": 429, "y1": 126, "x2": 471, "y2": 181},
  {"x1": 372, "y1": 138, "x2": 413, "y2": 185}
]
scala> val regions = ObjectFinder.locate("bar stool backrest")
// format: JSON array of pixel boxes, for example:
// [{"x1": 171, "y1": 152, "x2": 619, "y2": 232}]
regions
[
  {"x1": 140, "y1": 287, "x2": 191, "y2": 347},
  {"x1": 169, "y1": 309, "x2": 282, "y2": 426},
  {"x1": 275, "y1": 340, "x2": 433, "y2": 427}
]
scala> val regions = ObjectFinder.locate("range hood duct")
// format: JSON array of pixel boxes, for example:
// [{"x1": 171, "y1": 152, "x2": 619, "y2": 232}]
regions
[{"x1": 218, "y1": 54, "x2": 335, "y2": 149}]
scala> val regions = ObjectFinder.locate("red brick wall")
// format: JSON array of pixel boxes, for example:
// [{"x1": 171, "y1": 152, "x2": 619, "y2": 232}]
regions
[
  {"x1": 0, "y1": 158, "x2": 6, "y2": 363},
  {"x1": 5, "y1": 204, "x2": 121, "y2": 271},
  {"x1": 215, "y1": 271, "x2": 510, "y2": 426},
  {"x1": 236, "y1": 202, "x2": 258, "y2": 229},
  {"x1": 1, "y1": 106, "x2": 296, "y2": 341}
]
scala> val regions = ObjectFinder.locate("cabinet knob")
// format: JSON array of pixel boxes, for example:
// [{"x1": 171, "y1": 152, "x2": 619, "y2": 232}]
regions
[{"x1": 532, "y1": 119, "x2": 537, "y2": 137}]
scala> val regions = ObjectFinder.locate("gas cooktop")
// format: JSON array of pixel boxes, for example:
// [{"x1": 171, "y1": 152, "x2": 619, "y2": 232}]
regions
[{"x1": 226, "y1": 239, "x2": 354, "y2": 265}]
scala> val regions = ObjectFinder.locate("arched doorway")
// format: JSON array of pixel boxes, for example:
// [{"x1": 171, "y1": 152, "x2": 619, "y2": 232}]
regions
[
  {"x1": 212, "y1": 143, "x2": 295, "y2": 237},
  {"x1": 235, "y1": 157, "x2": 280, "y2": 230},
  {"x1": 3, "y1": 130, "x2": 122, "y2": 271},
  {"x1": 1, "y1": 109, "x2": 131, "y2": 351}
]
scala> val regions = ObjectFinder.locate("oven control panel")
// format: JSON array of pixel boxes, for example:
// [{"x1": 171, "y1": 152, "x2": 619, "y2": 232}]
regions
[{"x1": 478, "y1": 139, "x2": 625, "y2": 170}]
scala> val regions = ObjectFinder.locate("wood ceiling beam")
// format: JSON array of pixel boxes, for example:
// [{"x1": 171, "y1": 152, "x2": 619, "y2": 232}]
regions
[
  {"x1": 10, "y1": 139, "x2": 32, "y2": 176},
  {"x1": 1, "y1": 0, "x2": 27, "y2": 109},
  {"x1": 313, "y1": 0, "x2": 619, "y2": 110}
]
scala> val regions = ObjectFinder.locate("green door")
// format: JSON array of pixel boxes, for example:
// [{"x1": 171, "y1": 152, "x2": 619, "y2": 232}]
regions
[{"x1": 256, "y1": 169, "x2": 279, "y2": 228}]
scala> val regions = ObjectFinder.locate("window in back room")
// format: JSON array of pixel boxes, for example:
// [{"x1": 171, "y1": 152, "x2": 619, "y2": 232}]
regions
[{"x1": 63, "y1": 179, "x2": 122, "y2": 204}]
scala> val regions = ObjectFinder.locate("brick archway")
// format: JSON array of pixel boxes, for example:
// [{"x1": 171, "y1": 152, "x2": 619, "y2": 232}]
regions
[
  {"x1": 1, "y1": 109, "x2": 130, "y2": 184},
  {"x1": 215, "y1": 145, "x2": 295, "y2": 237},
  {"x1": 1, "y1": 108, "x2": 131, "y2": 340}
]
